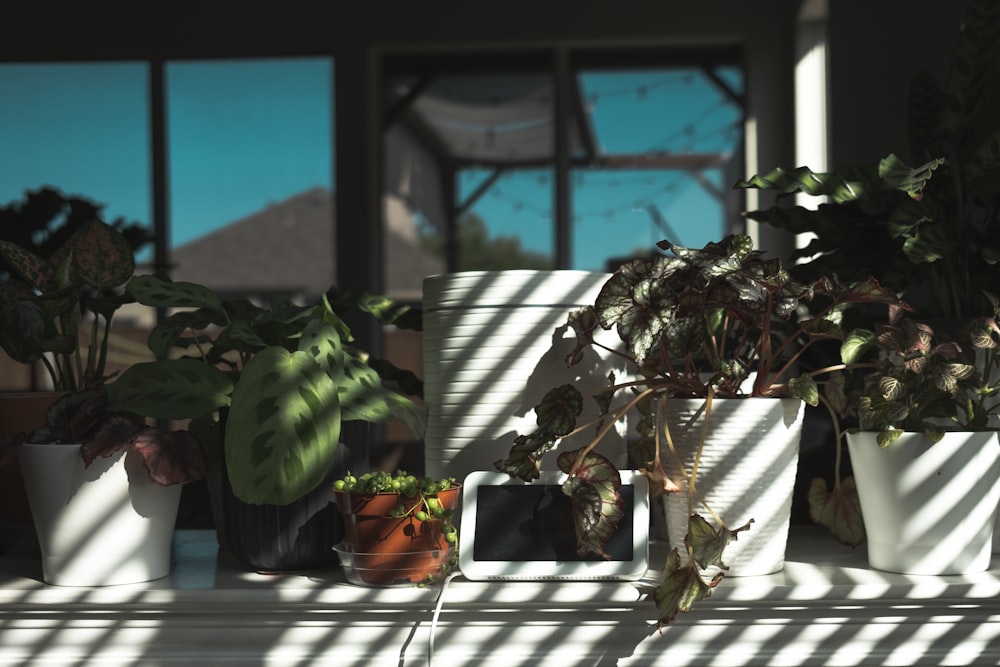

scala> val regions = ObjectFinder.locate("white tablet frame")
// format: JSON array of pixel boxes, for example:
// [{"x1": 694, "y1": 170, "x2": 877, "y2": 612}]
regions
[{"x1": 458, "y1": 469, "x2": 650, "y2": 581}]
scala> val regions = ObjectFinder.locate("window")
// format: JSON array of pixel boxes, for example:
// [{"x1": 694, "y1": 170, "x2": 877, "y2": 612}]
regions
[
  {"x1": 0, "y1": 62, "x2": 152, "y2": 249},
  {"x1": 165, "y1": 57, "x2": 334, "y2": 302},
  {"x1": 380, "y1": 50, "x2": 745, "y2": 292}
]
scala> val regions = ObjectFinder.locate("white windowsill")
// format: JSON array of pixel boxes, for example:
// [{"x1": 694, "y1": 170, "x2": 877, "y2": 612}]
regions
[{"x1": 1, "y1": 527, "x2": 999, "y2": 666}]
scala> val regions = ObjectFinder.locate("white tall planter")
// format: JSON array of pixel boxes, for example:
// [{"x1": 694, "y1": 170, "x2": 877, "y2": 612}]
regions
[
  {"x1": 847, "y1": 430, "x2": 1000, "y2": 575},
  {"x1": 20, "y1": 443, "x2": 182, "y2": 586},
  {"x1": 660, "y1": 397, "x2": 804, "y2": 576},
  {"x1": 422, "y1": 270, "x2": 630, "y2": 480}
]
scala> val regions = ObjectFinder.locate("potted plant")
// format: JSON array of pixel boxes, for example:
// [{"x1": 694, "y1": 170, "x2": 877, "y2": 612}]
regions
[
  {"x1": 331, "y1": 469, "x2": 459, "y2": 586},
  {"x1": 14, "y1": 385, "x2": 205, "y2": 586},
  {"x1": 497, "y1": 233, "x2": 905, "y2": 626},
  {"x1": 105, "y1": 275, "x2": 427, "y2": 571},
  {"x1": 0, "y1": 215, "x2": 142, "y2": 548},
  {"x1": 832, "y1": 302, "x2": 1000, "y2": 575},
  {"x1": 734, "y1": 0, "x2": 1000, "y2": 322},
  {"x1": 0, "y1": 216, "x2": 205, "y2": 584},
  {"x1": 735, "y1": 0, "x2": 1000, "y2": 550}
]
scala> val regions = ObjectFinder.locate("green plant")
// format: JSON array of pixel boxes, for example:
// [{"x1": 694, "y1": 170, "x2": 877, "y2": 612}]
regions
[
  {"x1": 735, "y1": 0, "x2": 1000, "y2": 319},
  {"x1": 333, "y1": 469, "x2": 459, "y2": 545},
  {"x1": 332, "y1": 469, "x2": 460, "y2": 585},
  {"x1": 850, "y1": 306, "x2": 1000, "y2": 444},
  {"x1": 497, "y1": 233, "x2": 905, "y2": 626},
  {"x1": 806, "y1": 294, "x2": 1000, "y2": 547},
  {"x1": 0, "y1": 384, "x2": 207, "y2": 487},
  {"x1": 0, "y1": 186, "x2": 153, "y2": 284},
  {"x1": 0, "y1": 217, "x2": 137, "y2": 391},
  {"x1": 104, "y1": 275, "x2": 426, "y2": 506}
]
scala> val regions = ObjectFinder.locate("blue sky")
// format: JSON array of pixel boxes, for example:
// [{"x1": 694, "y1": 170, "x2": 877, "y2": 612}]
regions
[{"x1": 0, "y1": 59, "x2": 740, "y2": 272}]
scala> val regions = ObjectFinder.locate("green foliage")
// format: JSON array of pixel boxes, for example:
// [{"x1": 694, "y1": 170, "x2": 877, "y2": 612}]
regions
[
  {"x1": 332, "y1": 469, "x2": 460, "y2": 569},
  {"x1": 807, "y1": 477, "x2": 865, "y2": 547},
  {"x1": 107, "y1": 274, "x2": 427, "y2": 506},
  {"x1": 225, "y1": 345, "x2": 341, "y2": 505},
  {"x1": 0, "y1": 217, "x2": 138, "y2": 391},
  {"x1": 496, "y1": 234, "x2": 908, "y2": 626},
  {"x1": 419, "y1": 212, "x2": 553, "y2": 271},
  {"x1": 19, "y1": 386, "x2": 206, "y2": 487},
  {"x1": 736, "y1": 0, "x2": 1000, "y2": 318}
]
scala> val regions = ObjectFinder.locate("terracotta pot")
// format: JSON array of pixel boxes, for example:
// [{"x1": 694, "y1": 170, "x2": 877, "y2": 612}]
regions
[{"x1": 334, "y1": 485, "x2": 460, "y2": 585}]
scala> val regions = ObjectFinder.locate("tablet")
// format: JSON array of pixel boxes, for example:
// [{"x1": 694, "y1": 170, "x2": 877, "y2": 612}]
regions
[{"x1": 458, "y1": 469, "x2": 649, "y2": 581}]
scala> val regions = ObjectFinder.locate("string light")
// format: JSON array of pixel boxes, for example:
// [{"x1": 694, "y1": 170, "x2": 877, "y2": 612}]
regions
[{"x1": 459, "y1": 70, "x2": 742, "y2": 227}]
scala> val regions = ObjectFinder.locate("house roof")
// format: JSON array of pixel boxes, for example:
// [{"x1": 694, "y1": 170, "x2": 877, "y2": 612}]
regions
[{"x1": 167, "y1": 187, "x2": 443, "y2": 303}]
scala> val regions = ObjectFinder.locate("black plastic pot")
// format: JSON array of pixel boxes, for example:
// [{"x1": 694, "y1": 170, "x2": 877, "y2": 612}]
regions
[{"x1": 214, "y1": 421, "x2": 370, "y2": 573}]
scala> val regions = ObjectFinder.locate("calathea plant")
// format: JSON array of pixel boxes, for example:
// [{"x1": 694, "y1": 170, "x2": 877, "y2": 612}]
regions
[
  {"x1": 496, "y1": 233, "x2": 905, "y2": 626},
  {"x1": 105, "y1": 275, "x2": 426, "y2": 506},
  {"x1": 735, "y1": 0, "x2": 1000, "y2": 319}
]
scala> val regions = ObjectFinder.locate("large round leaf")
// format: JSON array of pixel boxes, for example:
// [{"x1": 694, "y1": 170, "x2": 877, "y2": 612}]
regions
[{"x1": 225, "y1": 346, "x2": 341, "y2": 505}]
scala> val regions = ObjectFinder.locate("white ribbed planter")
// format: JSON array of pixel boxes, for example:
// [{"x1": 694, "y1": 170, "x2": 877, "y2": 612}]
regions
[
  {"x1": 847, "y1": 430, "x2": 1000, "y2": 575},
  {"x1": 20, "y1": 443, "x2": 182, "y2": 586},
  {"x1": 661, "y1": 397, "x2": 804, "y2": 577},
  {"x1": 422, "y1": 270, "x2": 630, "y2": 480}
]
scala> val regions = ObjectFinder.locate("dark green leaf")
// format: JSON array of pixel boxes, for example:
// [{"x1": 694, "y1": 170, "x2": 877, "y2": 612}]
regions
[
  {"x1": 225, "y1": 346, "x2": 341, "y2": 505},
  {"x1": 653, "y1": 548, "x2": 724, "y2": 626},
  {"x1": 807, "y1": 476, "x2": 865, "y2": 546}
]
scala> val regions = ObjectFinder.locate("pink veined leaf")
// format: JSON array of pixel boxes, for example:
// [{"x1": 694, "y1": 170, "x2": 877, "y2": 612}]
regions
[
  {"x1": 132, "y1": 428, "x2": 207, "y2": 486},
  {"x1": 81, "y1": 417, "x2": 207, "y2": 486},
  {"x1": 80, "y1": 415, "x2": 139, "y2": 465}
]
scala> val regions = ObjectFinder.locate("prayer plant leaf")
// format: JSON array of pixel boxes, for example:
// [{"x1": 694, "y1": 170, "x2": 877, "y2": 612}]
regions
[
  {"x1": 654, "y1": 548, "x2": 724, "y2": 626},
  {"x1": 557, "y1": 449, "x2": 624, "y2": 559},
  {"x1": 807, "y1": 476, "x2": 866, "y2": 546},
  {"x1": 687, "y1": 514, "x2": 754, "y2": 571}
]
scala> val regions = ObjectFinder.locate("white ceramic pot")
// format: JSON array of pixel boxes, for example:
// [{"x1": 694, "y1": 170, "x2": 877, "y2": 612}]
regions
[
  {"x1": 847, "y1": 430, "x2": 1000, "y2": 575},
  {"x1": 660, "y1": 397, "x2": 804, "y2": 576},
  {"x1": 19, "y1": 443, "x2": 182, "y2": 586}
]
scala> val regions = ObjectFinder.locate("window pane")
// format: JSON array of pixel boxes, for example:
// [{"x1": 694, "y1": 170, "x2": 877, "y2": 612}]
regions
[
  {"x1": 454, "y1": 167, "x2": 555, "y2": 271},
  {"x1": 0, "y1": 62, "x2": 152, "y2": 246},
  {"x1": 573, "y1": 67, "x2": 744, "y2": 270},
  {"x1": 166, "y1": 57, "x2": 334, "y2": 301},
  {"x1": 383, "y1": 69, "x2": 559, "y2": 294}
]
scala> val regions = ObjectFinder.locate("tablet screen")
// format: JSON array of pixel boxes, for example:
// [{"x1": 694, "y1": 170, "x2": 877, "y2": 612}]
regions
[
  {"x1": 459, "y1": 470, "x2": 649, "y2": 581},
  {"x1": 471, "y1": 484, "x2": 635, "y2": 561}
]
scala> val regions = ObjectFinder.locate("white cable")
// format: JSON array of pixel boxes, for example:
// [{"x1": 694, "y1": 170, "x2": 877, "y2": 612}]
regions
[{"x1": 428, "y1": 572, "x2": 457, "y2": 666}]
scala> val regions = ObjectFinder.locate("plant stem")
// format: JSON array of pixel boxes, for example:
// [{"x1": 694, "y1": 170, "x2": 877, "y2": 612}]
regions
[
  {"x1": 816, "y1": 393, "x2": 844, "y2": 491},
  {"x1": 566, "y1": 388, "x2": 653, "y2": 476}
]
